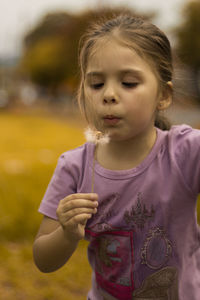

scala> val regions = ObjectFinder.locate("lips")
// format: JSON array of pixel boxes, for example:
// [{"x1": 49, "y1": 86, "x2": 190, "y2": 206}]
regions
[{"x1": 103, "y1": 115, "x2": 121, "y2": 125}]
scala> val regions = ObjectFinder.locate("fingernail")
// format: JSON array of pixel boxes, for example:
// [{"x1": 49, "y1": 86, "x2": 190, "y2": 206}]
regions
[{"x1": 91, "y1": 193, "x2": 98, "y2": 200}]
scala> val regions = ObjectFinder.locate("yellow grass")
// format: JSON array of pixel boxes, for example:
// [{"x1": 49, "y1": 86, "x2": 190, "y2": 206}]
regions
[
  {"x1": 0, "y1": 240, "x2": 91, "y2": 300},
  {"x1": 0, "y1": 111, "x2": 86, "y2": 240},
  {"x1": 0, "y1": 111, "x2": 91, "y2": 299}
]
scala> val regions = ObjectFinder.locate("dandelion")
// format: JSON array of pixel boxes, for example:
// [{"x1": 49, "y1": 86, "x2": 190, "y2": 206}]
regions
[{"x1": 84, "y1": 127, "x2": 110, "y2": 145}]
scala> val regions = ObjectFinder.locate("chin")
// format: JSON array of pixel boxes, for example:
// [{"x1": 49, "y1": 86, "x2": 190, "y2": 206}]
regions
[{"x1": 107, "y1": 132, "x2": 125, "y2": 142}]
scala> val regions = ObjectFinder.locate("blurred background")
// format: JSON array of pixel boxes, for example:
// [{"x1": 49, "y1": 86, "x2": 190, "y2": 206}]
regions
[{"x1": 0, "y1": 0, "x2": 200, "y2": 299}]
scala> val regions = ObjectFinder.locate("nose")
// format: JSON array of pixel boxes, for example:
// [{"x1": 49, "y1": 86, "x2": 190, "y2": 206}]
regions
[
  {"x1": 103, "y1": 97, "x2": 117, "y2": 104},
  {"x1": 103, "y1": 83, "x2": 118, "y2": 104}
]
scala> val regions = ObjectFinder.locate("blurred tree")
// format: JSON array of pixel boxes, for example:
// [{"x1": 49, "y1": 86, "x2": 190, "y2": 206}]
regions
[
  {"x1": 20, "y1": 7, "x2": 151, "y2": 98},
  {"x1": 22, "y1": 36, "x2": 69, "y2": 87},
  {"x1": 20, "y1": 12, "x2": 79, "y2": 93},
  {"x1": 175, "y1": 0, "x2": 200, "y2": 101}
]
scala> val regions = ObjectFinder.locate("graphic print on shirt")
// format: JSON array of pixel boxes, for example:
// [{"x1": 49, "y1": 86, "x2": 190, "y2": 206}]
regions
[
  {"x1": 141, "y1": 227, "x2": 173, "y2": 269},
  {"x1": 124, "y1": 193, "x2": 155, "y2": 230},
  {"x1": 88, "y1": 193, "x2": 120, "y2": 232},
  {"x1": 132, "y1": 266, "x2": 179, "y2": 299},
  {"x1": 86, "y1": 192, "x2": 178, "y2": 299},
  {"x1": 85, "y1": 230, "x2": 135, "y2": 300}
]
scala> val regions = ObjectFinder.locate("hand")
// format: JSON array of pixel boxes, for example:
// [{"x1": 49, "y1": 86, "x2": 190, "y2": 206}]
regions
[{"x1": 56, "y1": 193, "x2": 98, "y2": 241}]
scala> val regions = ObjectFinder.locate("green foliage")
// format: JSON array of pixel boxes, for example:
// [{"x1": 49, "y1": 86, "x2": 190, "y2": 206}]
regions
[{"x1": 176, "y1": 1, "x2": 200, "y2": 67}]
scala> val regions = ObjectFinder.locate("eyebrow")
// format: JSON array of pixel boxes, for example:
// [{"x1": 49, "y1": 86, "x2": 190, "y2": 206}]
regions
[
  {"x1": 86, "y1": 68, "x2": 143, "y2": 78},
  {"x1": 86, "y1": 72, "x2": 103, "y2": 78}
]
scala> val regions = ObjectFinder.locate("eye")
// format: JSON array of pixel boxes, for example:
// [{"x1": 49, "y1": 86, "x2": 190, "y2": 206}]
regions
[
  {"x1": 122, "y1": 82, "x2": 139, "y2": 88},
  {"x1": 90, "y1": 83, "x2": 104, "y2": 89}
]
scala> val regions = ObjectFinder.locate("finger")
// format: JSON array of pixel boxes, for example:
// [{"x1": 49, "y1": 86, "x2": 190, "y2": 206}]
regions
[
  {"x1": 61, "y1": 199, "x2": 98, "y2": 213},
  {"x1": 62, "y1": 207, "x2": 97, "y2": 222},
  {"x1": 57, "y1": 207, "x2": 97, "y2": 225},
  {"x1": 67, "y1": 213, "x2": 92, "y2": 227},
  {"x1": 64, "y1": 193, "x2": 98, "y2": 202}
]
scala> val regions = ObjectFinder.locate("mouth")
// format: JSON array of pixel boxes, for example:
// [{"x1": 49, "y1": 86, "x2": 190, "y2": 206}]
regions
[{"x1": 103, "y1": 115, "x2": 121, "y2": 126}]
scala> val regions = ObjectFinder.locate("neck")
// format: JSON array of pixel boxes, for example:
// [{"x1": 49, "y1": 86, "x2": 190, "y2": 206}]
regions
[{"x1": 97, "y1": 126, "x2": 157, "y2": 170}]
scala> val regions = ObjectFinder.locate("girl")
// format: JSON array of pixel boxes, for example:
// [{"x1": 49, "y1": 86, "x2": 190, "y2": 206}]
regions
[{"x1": 33, "y1": 14, "x2": 200, "y2": 300}]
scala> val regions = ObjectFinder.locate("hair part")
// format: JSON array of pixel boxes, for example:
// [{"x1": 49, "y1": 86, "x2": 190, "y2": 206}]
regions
[{"x1": 77, "y1": 14, "x2": 173, "y2": 130}]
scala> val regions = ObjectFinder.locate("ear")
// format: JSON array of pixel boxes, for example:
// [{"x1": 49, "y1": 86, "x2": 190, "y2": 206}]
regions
[{"x1": 157, "y1": 81, "x2": 173, "y2": 111}]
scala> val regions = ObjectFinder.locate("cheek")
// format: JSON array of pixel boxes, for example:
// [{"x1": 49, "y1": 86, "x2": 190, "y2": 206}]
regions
[
  {"x1": 126, "y1": 95, "x2": 157, "y2": 123},
  {"x1": 134, "y1": 86, "x2": 158, "y2": 110},
  {"x1": 83, "y1": 98, "x2": 100, "y2": 127},
  {"x1": 84, "y1": 86, "x2": 101, "y2": 105},
  {"x1": 84, "y1": 88, "x2": 95, "y2": 110}
]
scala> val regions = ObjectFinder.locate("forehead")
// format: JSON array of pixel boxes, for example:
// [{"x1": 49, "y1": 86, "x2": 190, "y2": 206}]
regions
[{"x1": 86, "y1": 38, "x2": 156, "y2": 77}]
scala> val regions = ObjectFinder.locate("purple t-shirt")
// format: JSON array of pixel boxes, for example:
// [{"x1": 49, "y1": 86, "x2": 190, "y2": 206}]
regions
[{"x1": 39, "y1": 125, "x2": 200, "y2": 300}]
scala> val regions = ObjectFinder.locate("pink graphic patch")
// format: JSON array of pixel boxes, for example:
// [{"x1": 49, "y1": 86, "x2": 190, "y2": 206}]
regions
[{"x1": 85, "y1": 230, "x2": 134, "y2": 300}]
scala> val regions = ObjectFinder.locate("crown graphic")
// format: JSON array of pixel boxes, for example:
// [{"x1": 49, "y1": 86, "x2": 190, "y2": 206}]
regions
[{"x1": 124, "y1": 193, "x2": 155, "y2": 230}]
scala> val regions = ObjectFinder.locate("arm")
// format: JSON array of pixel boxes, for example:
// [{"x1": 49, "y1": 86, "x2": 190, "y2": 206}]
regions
[
  {"x1": 33, "y1": 193, "x2": 98, "y2": 273},
  {"x1": 33, "y1": 216, "x2": 78, "y2": 273}
]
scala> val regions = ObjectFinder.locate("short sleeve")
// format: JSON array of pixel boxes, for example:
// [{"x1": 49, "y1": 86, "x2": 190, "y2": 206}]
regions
[
  {"x1": 171, "y1": 125, "x2": 200, "y2": 195},
  {"x1": 38, "y1": 154, "x2": 77, "y2": 220}
]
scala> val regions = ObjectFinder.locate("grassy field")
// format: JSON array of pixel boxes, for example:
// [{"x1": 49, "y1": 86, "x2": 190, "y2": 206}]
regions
[
  {"x1": 0, "y1": 110, "x2": 199, "y2": 299},
  {"x1": 0, "y1": 111, "x2": 91, "y2": 299},
  {"x1": 0, "y1": 241, "x2": 91, "y2": 300}
]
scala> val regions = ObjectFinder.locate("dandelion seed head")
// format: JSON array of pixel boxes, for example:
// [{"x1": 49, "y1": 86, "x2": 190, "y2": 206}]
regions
[{"x1": 84, "y1": 127, "x2": 110, "y2": 145}]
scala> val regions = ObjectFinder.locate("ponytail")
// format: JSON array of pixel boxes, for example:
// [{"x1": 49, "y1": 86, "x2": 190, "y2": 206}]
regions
[{"x1": 154, "y1": 114, "x2": 171, "y2": 131}]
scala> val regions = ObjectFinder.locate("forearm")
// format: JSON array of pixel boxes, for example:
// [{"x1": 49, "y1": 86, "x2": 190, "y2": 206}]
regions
[{"x1": 33, "y1": 225, "x2": 79, "y2": 273}]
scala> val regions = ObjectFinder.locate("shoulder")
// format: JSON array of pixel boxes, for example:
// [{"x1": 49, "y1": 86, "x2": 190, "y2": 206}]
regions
[
  {"x1": 59, "y1": 143, "x2": 88, "y2": 162},
  {"x1": 167, "y1": 124, "x2": 200, "y2": 152},
  {"x1": 56, "y1": 142, "x2": 94, "y2": 172},
  {"x1": 164, "y1": 124, "x2": 200, "y2": 195},
  {"x1": 168, "y1": 124, "x2": 200, "y2": 138},
  {"x1": 157, "y1": 124, "x2": 200, "y2": 170}
]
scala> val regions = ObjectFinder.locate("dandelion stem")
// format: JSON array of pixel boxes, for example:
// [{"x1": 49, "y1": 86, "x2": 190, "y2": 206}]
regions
[{"x1": 91, "y1": 145, "x2": 97, "y2": 193}]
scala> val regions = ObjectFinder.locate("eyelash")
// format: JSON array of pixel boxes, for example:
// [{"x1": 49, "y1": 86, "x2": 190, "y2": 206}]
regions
[
  {"x1": 90, "y1": 82, "x2": 139, "y2": 90},
  {"x1": 91, "y1": 83, "x2": 104, "y2": 89},
  {"x1": 122, "y1": 82, "x2": 139, "y2": 88}
]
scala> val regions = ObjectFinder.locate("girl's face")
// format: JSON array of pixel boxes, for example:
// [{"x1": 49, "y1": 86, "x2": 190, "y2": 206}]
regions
[{"x1": 84, "y1": 39, "x2": 167, "y2": 142}]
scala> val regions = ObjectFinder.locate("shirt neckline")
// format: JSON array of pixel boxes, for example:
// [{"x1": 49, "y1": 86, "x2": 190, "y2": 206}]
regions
[{"x1": 87, "y1": 127, "x2": 164, "y2": 179}]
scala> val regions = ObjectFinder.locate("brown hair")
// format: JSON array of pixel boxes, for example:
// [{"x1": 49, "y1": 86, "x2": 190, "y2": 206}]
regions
[{"x1": 77, "y1": 14, "x2": 173, "y2": 130}]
